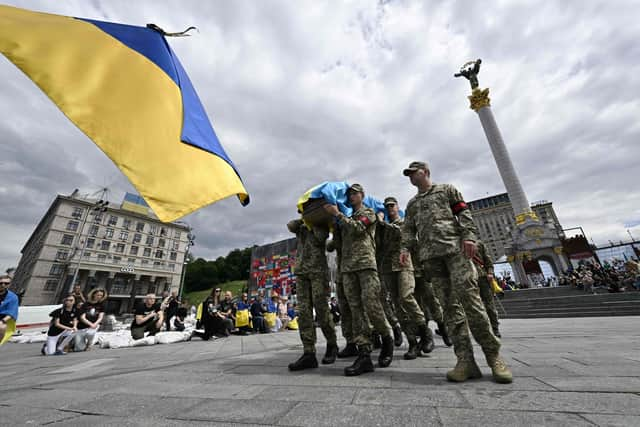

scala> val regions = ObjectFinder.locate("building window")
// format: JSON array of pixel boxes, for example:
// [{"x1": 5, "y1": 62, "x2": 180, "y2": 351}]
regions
[
  {"x1": 49, "y1": 263, "x2": 64, "y2": 276},
  {"x1": 160, "y1": 227, "x2": 167, "y2": 236},
  {"x1": 136, "y1": 222, "x2": 145, "y2": 232},
  {"x1": 56, "y1": 250, "x2": 69, "y2": 261},
  {"x1": 89, "y1": 225, "x2": 99, "y2": 236},
  {"x1": 154, "y1": 261, "x2": 161, "y2": 268},
  {"x1": 158, "y1": 238, "x2": 165, "y2": 248},
  {"x1": 172, "y1": 241, "x2": 179, "y2": 251},
  {"x1": 145, "y1": 236, "x2": 154, "y2": 246},
  {"x1": 72, "y1": 207, "x2": 84, "y2": 219},
  {"x1": 170, "y1": 252, "x2": 177, "y2": 261},
  {"x1": 119, "y1": 231, "x2": 129, "y2": 241},
  {"x1": 113, "y1": 256, "x2": 122, "y2": 264},
  {"x1": 130, "y1": 245, "x2": 139, "y2": 255},
  {"x1": 98, "y1": 254, "x2": 107, "y2": 263},
  {"x1": 101, "y1": 241, "x2": 111, "y2": 250},
  {"x1": 133, "y1": 233, "x2": 142, "y2": 243},
  {"x1": 143, "y1": 247, "x2": 151, "y2": 257},
  {"x1": 83, "y1": 251, "x2": 91, "y2": 258},
  {"x1": 115, "y1": 243, "x2": 125, "y2": 253},
  {"x1": 61, "y1": 234, "x2": 74, "y2": 245},
  {"x1": 141, "y1": 259, "x2": 149, "y2": 266},
  {"x1": 66, "y1": 220, "x2": 79, "y2": 231},
  {"x1": 155, "y1": 250, "x2": 164, "y2": 259},
  {"x1": 174, "y1": 230, "x2": 181, "y2": 239},
  {"x1": 127, "y1": 257, "x2": 136, "y2": 264},
  {"x1": 108, "y1": 215, "x2": 118, "y2": 226},
  {"x1": 94, "y1": 213, "x2": 103, "y2": 223},
  {"x1": 44, "y1": 279, "x2": 58, "y2": 291},
  {"x1": 168, "y1": 263, "x2": 176, "y2": 271},
  {"x1": 86, "y1": 238, "x2": 95, "y2": 249},
  {"x1": 123, "y1": 219, "x2": 131, "y2": 230},
  {"x1": 105, "y1": 228, "x2": 114, "y2": 238},
  {"x1": 150, "y1": 225, "x2": 158, "y2": 235}
]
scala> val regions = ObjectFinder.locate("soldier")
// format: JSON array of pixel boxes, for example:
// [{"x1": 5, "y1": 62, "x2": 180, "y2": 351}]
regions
[
  {"x1": 399, "y1": 161, "x2": 512, "y2": 383},
  {"x1": 375, "y1": 215, "x2": 403, "y2": 348},
  {"x1": 473, "y1": 240, "x2": 501, "y2": 338},
  {"x1": 414, "y1": 270, "x2": 452, "y2": 347},
  {"x1": 327, "y1": 231, "x2": 358, "y2": 358},
  {"x1": 323, "y1": 183, "x2": 394, "y2": 376},
  {"x1": 377, "y1": 197, "x2": 434, "y2": 359},
  {"x1": 287, "y1": 219, "x2": 338, "y2": 371}
]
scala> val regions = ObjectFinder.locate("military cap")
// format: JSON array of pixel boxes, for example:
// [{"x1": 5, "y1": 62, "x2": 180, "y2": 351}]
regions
[
  {"x1": 383, "y1": 197, "x2": 398, "y2": 206},
  {"x1": 347, "y1": 183, "x2": 364, "y2": 194},
  {"x1": 403, "y1": 161, "x2": 429, "y2": 176}
]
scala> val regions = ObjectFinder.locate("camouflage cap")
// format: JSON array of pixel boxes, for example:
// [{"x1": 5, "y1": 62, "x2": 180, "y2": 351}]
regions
[
  {"x1": 403, "y1": 161, "x2": 429, "y2": 176},
  {"x1": 383, "y1": 196, "x2": 398, "y2": 206},
  {"x1": 347, "y1": 183, "x2": 364, "y2": 194}
]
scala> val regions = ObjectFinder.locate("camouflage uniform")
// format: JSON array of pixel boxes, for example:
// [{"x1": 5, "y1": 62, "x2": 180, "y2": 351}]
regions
[
  {"x1": 376, "y1": 226, "x2": 399, "y2": 329},
  {"x1": 414, "y1": 265, "x2": 444, "y2": 325},
  {"x1": 327, "y1": 231, "x2": 354, "y2": 345},
  {"x1": 378, "y1": 216, "x2": 427, "y2": 341},
  {"x1": 289, "y1": 219, "x2": 337, "y2": 353},
  {"x1": 336, "y1": 206, "x2": 392, "y2": 353},
  {"x1": 401, "y1": 183, "x2": 500, "y2": 363},
  {"x1": 473, "y1": 241, "x2": 500, "y2": 332}
]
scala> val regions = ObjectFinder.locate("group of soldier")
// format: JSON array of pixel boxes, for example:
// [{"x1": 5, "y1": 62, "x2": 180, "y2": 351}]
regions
[{"x1": 286, "y1": 160, "x2": 512, "y2": 384}]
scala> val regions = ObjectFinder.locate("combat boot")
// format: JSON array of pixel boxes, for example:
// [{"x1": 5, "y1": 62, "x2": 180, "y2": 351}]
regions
[
  {"x1": 337, "y1": 343, "x2": 358, "y2": 358},
  {"x1": 392, "y1": 324, "x2": 403, "y2": 347},
  {"x1": 418, "y1": 324, "x2": 435, "y2": 355},
  {"x1": 446, "y1": 358, "x2": 482, "y2": 382},
  {"x1": 486, "y1": 354, "x2": 513, "y2": 384},
  {"x1": 372, "y1": 332, "x2": 382, "y2": 349},
  {"x1": 378, "y1": 335, "x2": 394, "y2": 368},
  {"x1": 288, "y1": 352, "x2": 318, "y2": 371},
  {"x1": 436, "y1": 322, "x2": 453, "y2": 347},
  {"x1": 344, "y1": 352, "x2": 375, "y2": 376},
  {"x1": 403, "y1": 338, "x2": 419, "y2": 360},
  {"x1": 321, "y1": 344, "x2": 338, "y2": 364}
]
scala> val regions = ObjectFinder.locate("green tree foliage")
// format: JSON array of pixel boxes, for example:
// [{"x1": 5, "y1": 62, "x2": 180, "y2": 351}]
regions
[{"x1": 183, "y1": 246, "x2": 254, "y2": 293}]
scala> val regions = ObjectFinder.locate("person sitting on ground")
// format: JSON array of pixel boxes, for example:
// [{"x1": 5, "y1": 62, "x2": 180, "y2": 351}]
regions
[
  {"x1": 250, "y1": 294, "x2": 268, "y2": 333},
  {"x1": 71, "y1": 284, "x2": 86, "y2": 310},
  {"x1": 219, "y1": 291, "x2": 237, "y2": 335},
  {"x1": 43, "y1": 294, "x2": 78, "y2": 355},
  {"x1": 0, "y1": 275, "x2": 19, "y2": 345},
  {"x1": 278, "y1": 296, "x2": 290, "y2": 331},
  {"x1": 163, "y1": 290, "x2": 180, "y2": 331},
  {"x1": 235, "y1": 293, "x2": 252, "y2": 335},
  {"x1": 130, "y1": 293, "x2": 164, "y2": 340},
  {"x1": 172, "y1": 307, "x2": 188, "y2": 332},
  {"x1": 267, "y1": 293, "x2": 282, "y2": 332},
  {"x1": 74, "y1": 288, "x2": 107, "y2": 351}
]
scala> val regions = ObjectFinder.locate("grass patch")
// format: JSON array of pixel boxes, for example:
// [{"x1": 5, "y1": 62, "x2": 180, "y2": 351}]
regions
[{"x1": 183, "y1": 280, "x2": 247, "y2": 305}]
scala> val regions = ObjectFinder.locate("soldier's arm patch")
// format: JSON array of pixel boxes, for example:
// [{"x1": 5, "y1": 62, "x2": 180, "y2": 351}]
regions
[
  {"x1": 450, "y1": 201, "x2": 468, "y2": 215},
  {"x1": 358, "y1": 216, "x2": 372, "y2": 226}
]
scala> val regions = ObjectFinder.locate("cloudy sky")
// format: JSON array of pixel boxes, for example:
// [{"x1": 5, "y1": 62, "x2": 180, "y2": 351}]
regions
[{"x1": 1, "y1": 0, "x2": 639, "y2": 270}]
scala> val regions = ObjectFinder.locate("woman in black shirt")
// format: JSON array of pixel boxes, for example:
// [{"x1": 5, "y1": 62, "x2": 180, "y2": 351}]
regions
[{"x1": 44, "y1": 295, "x2": 78, "y2": 355}]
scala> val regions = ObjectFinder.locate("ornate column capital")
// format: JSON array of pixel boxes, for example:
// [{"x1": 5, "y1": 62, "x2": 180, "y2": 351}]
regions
[{"x1": 468, "y1": 87, "x2": 491, "y2": 111}]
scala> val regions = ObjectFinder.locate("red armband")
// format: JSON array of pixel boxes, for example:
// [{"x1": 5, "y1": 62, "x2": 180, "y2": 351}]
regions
[
  {"x1": 451, "y1": 202, "x2": 468, "y2": 215},
  {"x1": 358, "y1": 216, "x2": 371, "y2": 226}
]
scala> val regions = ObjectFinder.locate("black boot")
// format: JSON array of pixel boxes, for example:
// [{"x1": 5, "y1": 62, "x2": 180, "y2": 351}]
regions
[
  {"x1": 344, "y1": 352, "x2": 375, "y2": 376},
  {"x1": 418, "y1": 324, "x2": 435, "y2": 355},
  {"x1": 372, "y1": 333, "x2": 382, "y2": 350},
  {"x1": 322, "y1": 344, "x2": 338, "y2": 364},
  {"x1": 337, "y1": 343, "x2": 358, "y2": 358},
  {"x1": 288, "y1": 352, "x2": 318, "y2": 371},
  {"x1": 403, "y1": 338, "x2": 419, "y2": 360},
  {"x1": 436, "y1": 322, "x2": 453, "y2": 347},
  {"x1": 378, "y1": 335, "x2": 394, "y2": 368},
  {"x1": 392, "y1": 324, "x2": 403, "y2": 347}
]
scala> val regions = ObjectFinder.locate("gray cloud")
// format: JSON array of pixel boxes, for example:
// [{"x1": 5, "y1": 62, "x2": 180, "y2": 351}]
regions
[{"x1": 1, "y1": 0, "x2": 639, "y2": 270}]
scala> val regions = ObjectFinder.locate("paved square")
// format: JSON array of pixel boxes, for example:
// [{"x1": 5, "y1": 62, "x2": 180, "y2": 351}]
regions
[{"x1": 1, "y1": 317, "x2": 639, "y2": 426}]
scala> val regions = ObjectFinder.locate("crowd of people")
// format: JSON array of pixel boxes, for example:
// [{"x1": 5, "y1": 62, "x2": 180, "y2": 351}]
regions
[{"x1": 559, "y1": 259, "x2": 640, "y2": 293}]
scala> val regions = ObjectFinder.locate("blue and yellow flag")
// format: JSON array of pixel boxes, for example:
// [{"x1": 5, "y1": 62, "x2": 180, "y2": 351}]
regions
[{"x1": 0, "y1": 5, "x2": 249, "y2": 221}]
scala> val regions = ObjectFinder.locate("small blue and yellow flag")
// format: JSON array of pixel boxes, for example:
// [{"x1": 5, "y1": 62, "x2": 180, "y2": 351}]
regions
[{"x1": 0, "y1": 5, "x2": 249, "y2": 221}]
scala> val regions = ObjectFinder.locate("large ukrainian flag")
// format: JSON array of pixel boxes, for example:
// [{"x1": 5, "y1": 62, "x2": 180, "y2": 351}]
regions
[{"x1": 0, "y1": 5, "x2": 249, "y2": 222}]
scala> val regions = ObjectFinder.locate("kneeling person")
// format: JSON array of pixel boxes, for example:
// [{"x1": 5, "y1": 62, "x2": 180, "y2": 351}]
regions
[{"x1": 131, "y1": 293, "x2": 164, "y2": 340}]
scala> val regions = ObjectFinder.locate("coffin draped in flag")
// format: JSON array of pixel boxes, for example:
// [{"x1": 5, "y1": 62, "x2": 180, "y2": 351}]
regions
[{"x1": 0, "y1": 5, "x2": 249, "y2": 222}]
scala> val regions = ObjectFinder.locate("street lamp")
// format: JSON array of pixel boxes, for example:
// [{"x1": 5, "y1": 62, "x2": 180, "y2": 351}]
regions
[{"x1": 67, "y1": 199, "x2": 109, "y2": 295}]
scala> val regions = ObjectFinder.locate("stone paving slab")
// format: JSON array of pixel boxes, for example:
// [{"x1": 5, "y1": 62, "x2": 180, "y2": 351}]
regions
[{"x1": 1, "y1": 317, "x2": 640, "y2": 426}]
